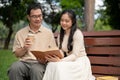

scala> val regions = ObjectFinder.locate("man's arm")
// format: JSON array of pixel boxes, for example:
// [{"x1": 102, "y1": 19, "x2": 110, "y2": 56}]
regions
[
  {"x1": 14, "y1": 46, "x2": 28, "y2": 57},
  {"x1": 14, "y1": 37, "x2": 32, "y2": 58}
]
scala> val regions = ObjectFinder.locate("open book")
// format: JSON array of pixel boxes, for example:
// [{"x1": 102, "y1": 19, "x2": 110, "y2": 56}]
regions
[{"x1": 31, "y1": 50, "x2": 63, "y2": 61}]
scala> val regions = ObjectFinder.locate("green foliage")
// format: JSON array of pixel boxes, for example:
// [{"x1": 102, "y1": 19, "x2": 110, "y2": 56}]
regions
[
  {"x1": 61, "y1": 0, "x2": 82, "y2": 9},
  {"x1": 94, "y1": 19, "x2": 112, "y2": 31},
  {"x1": 0, "y1": 50, "x2": 18, "y2": 80},
  {"x1": 0, "y1": 0, "x2": 34, "y2": 26},
  {"x1": 0, "y1": 0, "x2": 34, "y2": 49},
  {"x1": 95, "y1": 0, "x2": 120, "y2": 30},
  {"x1": 0, "y1": 21, "x2": 8, "y2": 39},
  {"x1": 104, "y1": 0, "x2": 120, "y2": 29},
  {"x1": 60, "y1": 0, "x2": 84, "y2": 15}
]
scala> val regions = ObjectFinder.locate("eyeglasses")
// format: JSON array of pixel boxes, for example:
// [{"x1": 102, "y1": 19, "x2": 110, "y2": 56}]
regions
[{"x1": 30, "y1": 14, "x2": 42, "y2": 19}]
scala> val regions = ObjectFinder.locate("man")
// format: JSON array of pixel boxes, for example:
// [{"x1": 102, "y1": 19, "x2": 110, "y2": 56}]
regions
[{"x1": 8, "y1": 2, "x2": 57, "y2": 80}]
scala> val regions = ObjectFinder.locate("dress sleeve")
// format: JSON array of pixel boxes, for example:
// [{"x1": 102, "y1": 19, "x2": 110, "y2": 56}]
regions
[{"x1": 61, "y1": 30, "x2": 86, "y2": 61}]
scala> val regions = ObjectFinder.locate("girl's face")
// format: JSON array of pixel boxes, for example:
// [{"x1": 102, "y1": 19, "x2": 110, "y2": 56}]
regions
[{"x1": 60, "y1": 13, "x2": 72, "y2": 31}]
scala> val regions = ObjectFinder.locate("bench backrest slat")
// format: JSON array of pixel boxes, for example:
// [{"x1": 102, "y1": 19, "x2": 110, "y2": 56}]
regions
[
  {"x1": 85, "y1": 38, "x2": 120, "y2": 45},
  {"x1": 86, "y1": 47, "x2": 120, "y2": 55},
  {"x1": 89, "y1": 56, "x2": 120, "y2": 66},
  {"x1": 83, "y1": 30, "x2": 120, "y2": 37},
  {"x1": 83, "y1": 30, "x2": 120, "y2": 79},
  {"x1": 92, "y1": 66, "x2": 120, "y2": 75}
]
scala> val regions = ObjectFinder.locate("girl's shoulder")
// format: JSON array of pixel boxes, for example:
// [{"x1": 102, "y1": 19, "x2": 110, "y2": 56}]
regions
[
  {"x1": 74, "y1": 29, "x2": 83, "y2": 35},
  {"x1": 73, "y1": 29, "x2": 84, "y2": 39}
]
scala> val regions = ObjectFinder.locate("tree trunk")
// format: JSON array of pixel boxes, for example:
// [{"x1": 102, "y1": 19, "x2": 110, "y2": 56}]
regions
[
  {"x1": 84, "y1": 0, "x2": 95, "y2": 31},
  {"x1": 3, "y1": 26, "x2": 13, "y2": 49}
]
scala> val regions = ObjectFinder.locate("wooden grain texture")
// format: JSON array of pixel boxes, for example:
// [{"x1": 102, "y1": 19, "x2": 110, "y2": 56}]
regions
[{"x1": 83, "y1": 30, "x2": 120, "y2": 79}]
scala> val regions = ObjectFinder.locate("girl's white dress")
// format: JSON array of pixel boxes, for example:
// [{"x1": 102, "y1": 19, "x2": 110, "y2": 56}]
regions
[{"x1": 43, "y1": 29, "x2": 95, "y2": 80}]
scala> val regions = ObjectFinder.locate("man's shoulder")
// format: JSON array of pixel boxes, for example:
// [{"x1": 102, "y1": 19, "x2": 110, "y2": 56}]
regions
[
  {"x1": 15, "y1": 26, "x2": 29, "y2": 36},
  {"x1": 17, "y1": 26, "x2": 28, "y2": 32}
]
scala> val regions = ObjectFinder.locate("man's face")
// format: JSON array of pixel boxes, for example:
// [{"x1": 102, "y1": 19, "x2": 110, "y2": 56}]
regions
[{"x1": 27, "y1": 9, "x2": 43, "y2": 28}]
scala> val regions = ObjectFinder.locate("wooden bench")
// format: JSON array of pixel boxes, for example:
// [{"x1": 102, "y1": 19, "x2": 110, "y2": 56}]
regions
[{"x1": 83, "y1": 30, "x2": 120, "y2": 79}]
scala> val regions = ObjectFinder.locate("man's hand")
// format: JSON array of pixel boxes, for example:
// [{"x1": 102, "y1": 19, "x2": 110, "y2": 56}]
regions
[
  {"x1": 14, "y1": 37, "x2": 33, "y2": 57},
  {"x1": 24, "y1": 38, "x2": 33, "y2": 49}
]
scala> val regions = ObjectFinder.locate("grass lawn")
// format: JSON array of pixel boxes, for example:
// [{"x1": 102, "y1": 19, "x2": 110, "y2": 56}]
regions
[{"x1": 0, "y1": 50, "x2": 17, "y2": 80}]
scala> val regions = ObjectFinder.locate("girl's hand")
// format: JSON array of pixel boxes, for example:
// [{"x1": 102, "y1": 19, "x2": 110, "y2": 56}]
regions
[
  {"x1": 37, "y1": 58, "x2": 48, "y2": 64},
  {"x1": 45, "y1": 55, "x2": 61, "y2": 62}
]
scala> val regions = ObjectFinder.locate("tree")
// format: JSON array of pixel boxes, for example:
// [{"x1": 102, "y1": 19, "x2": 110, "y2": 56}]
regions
[
  {"x1": 84, "y1": 0, "x2": 95, "y2": 31},
  {"x1": 0, "y1": 0, "x2": 34, "y2": 49}
]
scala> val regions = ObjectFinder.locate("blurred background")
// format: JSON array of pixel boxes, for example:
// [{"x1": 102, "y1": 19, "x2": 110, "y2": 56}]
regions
[
  {"x1": 0, "y1": 0, "x2": 120, "y2": 50},
  {"x1": 0, "y1": 0, "x2": 120, "y2": 80}
]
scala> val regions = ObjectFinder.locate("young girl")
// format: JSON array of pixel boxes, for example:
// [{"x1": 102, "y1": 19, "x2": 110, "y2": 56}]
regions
[{"x1": 43, "y1": 9, "x2": 95, "y2": 80}]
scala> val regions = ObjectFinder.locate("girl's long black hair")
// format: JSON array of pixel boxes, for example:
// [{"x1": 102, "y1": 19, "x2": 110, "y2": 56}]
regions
[{"x1": 59, "y1": 10, "x2": 77, "y2": 53}]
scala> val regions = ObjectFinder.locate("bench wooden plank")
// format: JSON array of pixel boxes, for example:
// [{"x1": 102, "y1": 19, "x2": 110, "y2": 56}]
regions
[
  {"x1": 86, "y1": 47, "x2": 120, "y2": 55},
  {"x1": 83, "y1": 30, "x2": 120, "y2": 79},
  {"x1": 84, "y1": 38, "x2": 120, "y2": 45},
  {"x1": 92, "y1": 66, "x2": 120, "y2": 75},
  {"x1": 83, "y1": 30, "x2": 120, "y2": 37},
  {"x1": 89, "y1": 56, "x2": 120, "y2": 66}
]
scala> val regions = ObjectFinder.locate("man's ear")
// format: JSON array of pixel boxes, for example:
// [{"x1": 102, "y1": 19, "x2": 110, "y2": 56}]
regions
[{"x1": 27, "y1": 15, "x2": 30, "y2": 21}]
